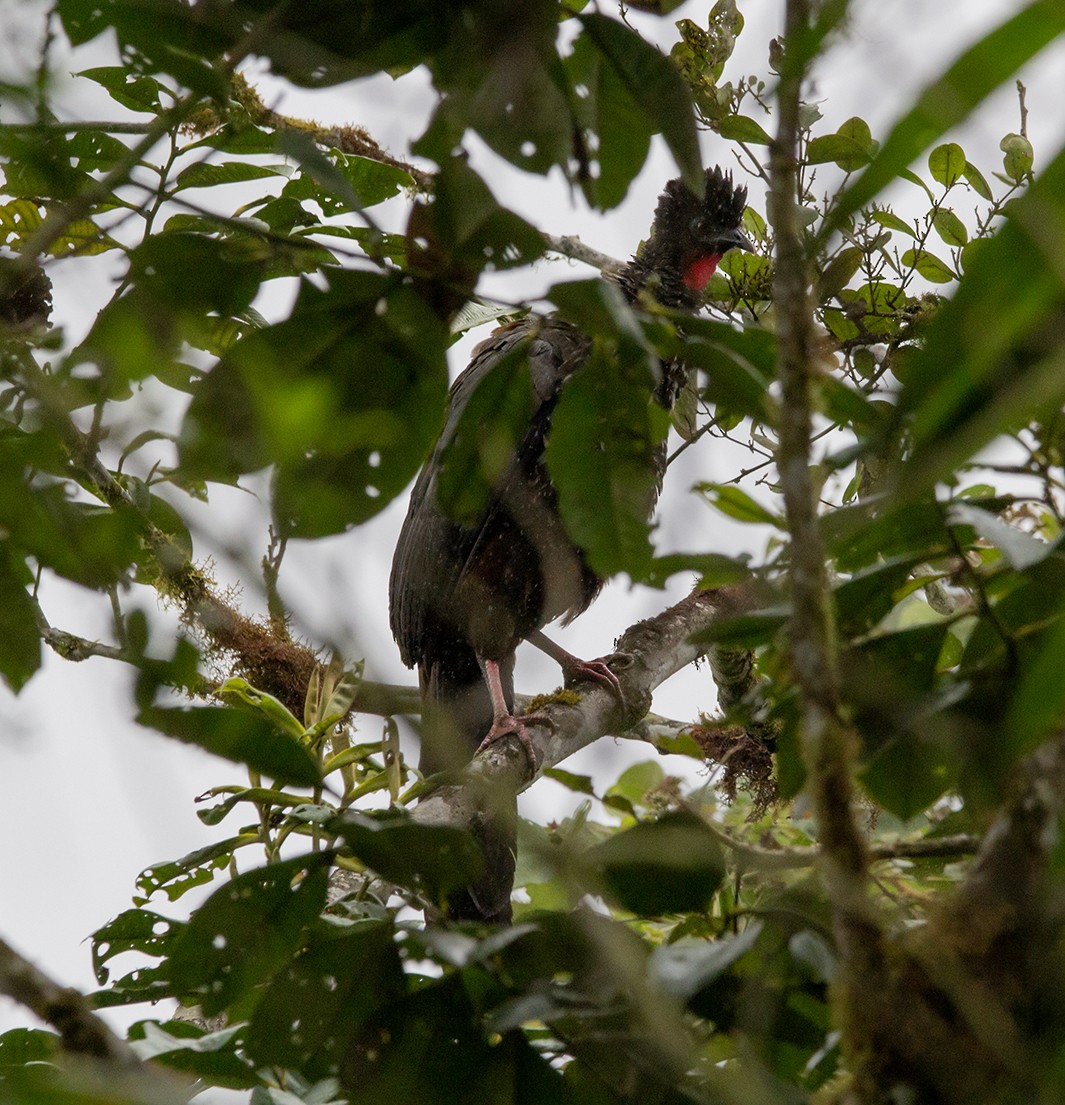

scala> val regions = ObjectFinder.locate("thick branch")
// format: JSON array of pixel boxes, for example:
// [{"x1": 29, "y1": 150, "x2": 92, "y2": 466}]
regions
[
  {"x1": 769, "y1": 2, "x2": 886, "y2": 1092},
  {"x1": 0, "y1": 936, "x2": 138, "y2": 1066},
  {"x1": 411, "y1": 589, "x2": 733, "y2": 829}
]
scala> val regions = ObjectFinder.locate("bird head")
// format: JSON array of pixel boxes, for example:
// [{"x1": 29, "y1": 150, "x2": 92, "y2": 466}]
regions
[{"x1": 636, "y1": 165, "x2": 753, "y2": 308}]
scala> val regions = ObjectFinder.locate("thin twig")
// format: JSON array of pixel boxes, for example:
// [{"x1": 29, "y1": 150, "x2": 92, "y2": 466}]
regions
[
  {"x1": 541, "y1": 233, "x2": 625, "y2": 274},
  {"x1": 705, "y1": 821, "x2": 979, "y2": 871},
  {"x1": 1, "y1": 120, "x2": 155, "y2": 134}
]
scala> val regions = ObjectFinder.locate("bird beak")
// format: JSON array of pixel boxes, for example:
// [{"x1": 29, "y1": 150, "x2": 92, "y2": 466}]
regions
[{"x1": 719, "y1": 227, "x2": 756, "y2": 254}]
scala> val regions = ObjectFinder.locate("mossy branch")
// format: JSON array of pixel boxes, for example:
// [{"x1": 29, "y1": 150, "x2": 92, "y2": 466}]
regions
[{"x1": 768, "y1": 1, "x2": 887, "y2": 1094}]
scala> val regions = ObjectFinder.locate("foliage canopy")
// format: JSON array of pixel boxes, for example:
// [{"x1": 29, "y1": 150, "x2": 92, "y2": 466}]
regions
[{"x1": 3, "y1": 1, "x2": 1065, "y2": 1103}]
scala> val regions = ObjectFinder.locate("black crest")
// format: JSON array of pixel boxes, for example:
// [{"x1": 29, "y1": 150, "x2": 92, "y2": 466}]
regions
[
  {"x1": 625, "y1": 165, "x2": 751, "y2": 308},
  {"x1": 651, "y1": 165, "x2": 748, "y2": 251}
]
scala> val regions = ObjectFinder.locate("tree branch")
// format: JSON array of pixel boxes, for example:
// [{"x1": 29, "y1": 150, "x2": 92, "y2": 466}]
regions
[
  {"x1": 183, "y1": 72, "x2": 434, "y2": 191},
  {"x1": 706, "y1": 823, "x2": 979, "y2": 871},
  {"x1": 409, "y1": 589, "x2": 736, "y2": 829},
  {"x1": 769, "y1": 2, "x2": 887, "y2": 1092},
  {"x1": 541, "y1": 233, "x2": 625, "y2": 275},
  {"x1": 0, "y1": 936, "x2": 138, "y2": 1066}
]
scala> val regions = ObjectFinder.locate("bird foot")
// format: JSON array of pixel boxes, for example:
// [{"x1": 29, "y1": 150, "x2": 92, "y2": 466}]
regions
[
  {"x1": 476, "y1": 711, "x2": 555, "y2": 772},
  {"x1": 559, "y1": 654, "x2": 626, "y2": 702},
  {"x1": 527, "y1": 631, "x2": 628, "y2": 703}
]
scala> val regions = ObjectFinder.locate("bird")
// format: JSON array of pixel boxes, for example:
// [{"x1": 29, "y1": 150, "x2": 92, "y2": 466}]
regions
[{"x1": 389, "y1": 166, "x2": 752, "y2": 923}]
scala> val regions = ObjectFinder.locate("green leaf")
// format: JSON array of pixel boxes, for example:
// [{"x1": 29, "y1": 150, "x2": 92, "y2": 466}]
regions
[
  {"x1": 173, "y1": 160, "x2": 285, "y2": 191},
  {"x1": 128, "y1": 232, "x2": 265, "y2": 315},
  {"x1": 651, "y1": 921, "x2": 762, "y2": 1002},
  {"x1": 566, "y1": 29, "x2": 651, "y2": 209},
  {"x1": 717, "y1": 114, "x2": 772, "y2": 145},
  {"x1": 605, "y1": 760, "x2": 664, "y2": 807},
  {"x1": 134, "y1": 837, "x2": 248, "y2": 905},
  {"x1": 643, "y1": 550, "x2": 750, "y2": 589},
  {"x1": 860, "y1": 728, "x2": 956, "y2": 820},
  {"x1": 435, "y1": 336, "x2": 538, "y2": 524},
  {"x1": 674, "y1": 334, "x2": 774, "y2": 422},
  {"x1": 816, "y1": 246, "x2": 864, "y2": 300},
  {"x1": 216, "y1": 676, "x2": 306, "y2": 739},
  {"x1": 1000, "y1": 132, "x2": 1034, "y2": 182},
  {"x1": 586, "y1": 810, "x2": 726, "y2": 915},
  {"x1": 0, "y1": 126, "x2": 93, "y2": 201},
  {"x1": 963, "y1": 159, "x2": 993, "y2": 199},
  {"x1": 246, "y1": 924, "x2": 405, "y2": 1078},
  {"x1": 0, "y1": 1029, "x2": 60, "y2": 1068},
  {"x1": 901, "y1": 247, "x2": 956, "y2": 283},
  {"x1": 281, "y1": 145, "x2": 412, "y2": 213},
  {"x1": 167, "y1": 854, "x2": 331, "y2": 1016},
  {"x1": 826, "y1": 0, "x2": 1065, "y2": 230},
  {"x1": 128, "y1": 1021, "x2": 258, "y2": 1088},
  {"x1": 196, "y1": 786, "x2": 309, "y2": 826},
  {"x1": 0, "y1": 546, "x2": 41, "y2": 692},
  {"x1": 0, "y1": 460, "x2": 143, "y2": 589},
  {"x1": 59, "y1": 0, "x2": 228, "y2": 96},
  {"x1": 931, "y1": 208, "x2": 968, "y2": 246},
  {"x1": 547, "y1": 338, "x2": 664, "y2": 578},
  {"x1": 824, "y1": 497, "x2": 977, "y2": 573},
  {"x1": 696, "y1": 483, "x2": 785, "y2": 527},
  {"x1": 91, "y1": 908, "x2": 182, "y2": 985},
  {"x1": 408, "y1": 157, "x2": 545, "y2": 288},
  {"x1": 948, "y1": 503, "x2": 1050, "y2": 570},
  {"x1": 892, "y1": 143, "x2": 1065, "y2": 495},
  {"x1": 544, "y1": 767, "x2": 597, "y2": 796},
  {"x1": 806, "y1": 133, "x2": 871, "y2": 170},
  {"x1": 827, "y1": 117, "x2": 876, "y2": 172},
  {"x1": 871, "y1": 209, "x2": 917, "y2": 237},
  {"x1": 137, "y1": 705, "x2": 322, "y2": 787},
  {"x1": 1007, "y1": 612, "x2": 1065, "y2": 756},
  {"x1": 331, "y1": 810, "x2": 485, "y2": 902},
  {"x1": 579, "y1": 13, "x2": 702, "y2": 193},
  {"x1": 833, "y1": 556, "x2": 927, "y2": 636},
  {"x1": 652, "y1": 314, "x2": 775, "y2": 425},
  {"x1": 180, "y1": 270, "x2": 449, "y2": 536},
  {"x1": 928, "y1": 142, "x2": 966, "y2": 186}
]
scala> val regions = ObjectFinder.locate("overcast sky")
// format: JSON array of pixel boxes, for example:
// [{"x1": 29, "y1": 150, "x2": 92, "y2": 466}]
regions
[{"x1": 2, "y1": 0, "x2": 1064, "y2": 1069}]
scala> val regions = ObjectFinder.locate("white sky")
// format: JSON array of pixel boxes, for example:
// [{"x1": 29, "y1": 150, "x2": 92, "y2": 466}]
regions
[{"x1": 2, "y1": 0, "x2": 1064, "y2": 1068}]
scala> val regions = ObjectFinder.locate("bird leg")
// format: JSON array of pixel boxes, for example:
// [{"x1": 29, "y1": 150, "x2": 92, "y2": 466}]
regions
[
  {"x1": 528, "y1": 629, "x2": 625, "y2": 701},
  {"x1": 475, "y1": 658, "x2": 554, "y2": 771}
]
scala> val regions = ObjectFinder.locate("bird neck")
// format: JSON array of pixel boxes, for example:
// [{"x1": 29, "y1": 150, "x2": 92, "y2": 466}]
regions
[{"x1": 611, "y1": 250, "x2": 703, "y2": 312}]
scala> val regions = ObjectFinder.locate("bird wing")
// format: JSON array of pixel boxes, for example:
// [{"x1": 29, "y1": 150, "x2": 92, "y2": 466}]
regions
[{"x1": 389, "y1": 316, "x2": 599, "y2": 666}]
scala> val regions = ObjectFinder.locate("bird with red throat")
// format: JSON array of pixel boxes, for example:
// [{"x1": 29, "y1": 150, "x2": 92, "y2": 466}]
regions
[{"x1": 390, "y1": 166, "x2": 752, "y2": 923}]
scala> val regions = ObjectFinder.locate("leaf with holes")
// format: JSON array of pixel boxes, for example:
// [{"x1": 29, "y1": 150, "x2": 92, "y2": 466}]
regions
[
  {"x1": 330, "y1": 810, "x2": 485, "y2": 902},
  {"x1": 579, "y1": 12, "x2": 702, "y2": 194},
  {"x1": 179, "y1": 269, "x2": 449, "y2": 536},
  {"x1": 245, "y1": 923, "x2": 405, "y2": 1077},
  {"x1": 167, "y1": 854, "x2": 331, "y2": 1016}
]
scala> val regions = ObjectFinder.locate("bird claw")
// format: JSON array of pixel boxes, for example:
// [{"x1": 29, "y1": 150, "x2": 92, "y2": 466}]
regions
[
  {"x1": 476, "y1": 711, "x2": 555, "y2": 772},
  {"x1": 560, "y1": 654, "x2": 626, "y2": 703}
]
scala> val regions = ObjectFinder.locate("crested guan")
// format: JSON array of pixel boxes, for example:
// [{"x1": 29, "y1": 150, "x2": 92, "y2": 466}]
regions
[{"x1": 390, "y1": 166, "x2": 752, "y2": 923}]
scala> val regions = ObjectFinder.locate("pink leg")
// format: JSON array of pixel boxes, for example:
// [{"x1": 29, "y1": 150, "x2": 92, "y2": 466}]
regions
[
  {"x1": 475, "y1": 658, "x2": 553, "y2": 770},
  {"x1": 527, "y1": 630, "x2": 624, "y2": 700}
]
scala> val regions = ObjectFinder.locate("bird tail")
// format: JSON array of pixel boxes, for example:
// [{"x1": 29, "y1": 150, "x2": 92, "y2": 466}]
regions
[{"x1": 420, "y1": 649, "x2": 516, "y2": 925}]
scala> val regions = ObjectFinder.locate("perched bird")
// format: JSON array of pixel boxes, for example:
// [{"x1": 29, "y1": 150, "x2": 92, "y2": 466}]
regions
[{"x1": 390, "y1": 167, "x2": 752, "y2": 922}]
